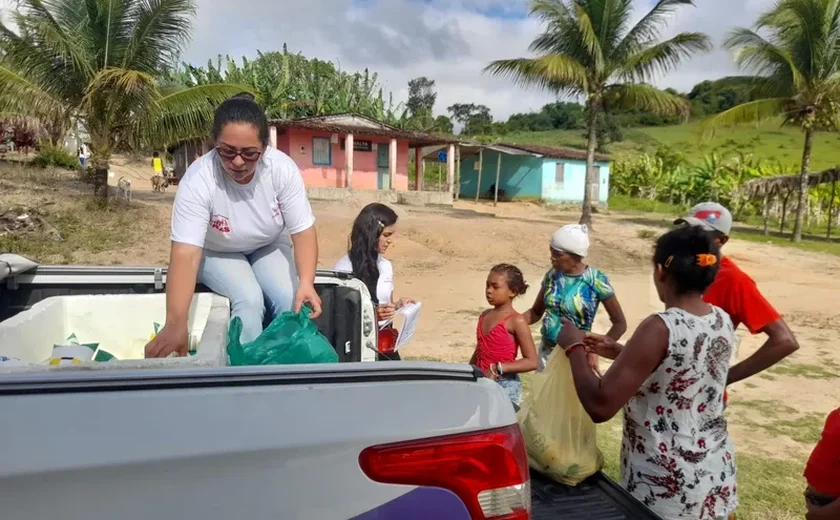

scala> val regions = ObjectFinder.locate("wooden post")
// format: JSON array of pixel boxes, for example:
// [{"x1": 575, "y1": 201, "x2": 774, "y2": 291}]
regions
[
  {"x1": 493, "y1": 152, "x2": 502, "y2": 206},
  {"x1": 780, "y1": 190, "x2": 789, "y2": 233},
  {"x1": 475, "y1": 148, "x2": 483, "y2": 202},
  {"x1": 438, "y1": 163, "x2": 442, "y2": 191},
  {"x1": 415, "y1": 147, "x2": 423, "y2": 191},
  {"x1": 762, "y1": 190, "x2": 770, "y2": 236},
  {"x1": 447, "y1": 143, "x2": 455, "y2": 196},
  {"x1": 269, "y1": 126, "x2": 278, "y2": 149},
  {"x1": 389, "y1": 138, "x2": 397, "y2": 191},
  {"x1": 828, "y1": 179, "x2": 837, "y2": 240},
  {"x1": 345, "y1": 134, "x2": 354, "y2": 189}
]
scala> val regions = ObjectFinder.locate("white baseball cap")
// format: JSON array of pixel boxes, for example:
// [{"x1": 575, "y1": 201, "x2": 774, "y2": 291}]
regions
[
  {"x1": 550, "y1": 224, "x2": 589, "y2": 257},
  {"x1": 674, "y1": 202, "x2": 733, "y2": 236}
]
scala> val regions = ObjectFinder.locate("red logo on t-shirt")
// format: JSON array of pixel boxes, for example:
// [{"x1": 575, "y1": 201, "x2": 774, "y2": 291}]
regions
[{"x1": 210, "y1": 214, "x2": 231, "y2": 234}]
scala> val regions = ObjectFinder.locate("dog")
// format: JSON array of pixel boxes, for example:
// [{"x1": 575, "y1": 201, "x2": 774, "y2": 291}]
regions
[
  {"x1": 151, "y1": 175, "x2": 169, "y2": 193},
  {"x1": 117, "y1": 177, "x2": 132, "y2": 203}
]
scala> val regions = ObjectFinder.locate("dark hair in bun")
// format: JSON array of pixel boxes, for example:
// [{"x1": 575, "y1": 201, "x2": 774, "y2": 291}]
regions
[{"x1": 654, "y1": 226, "x2": 720, "y2": 295}]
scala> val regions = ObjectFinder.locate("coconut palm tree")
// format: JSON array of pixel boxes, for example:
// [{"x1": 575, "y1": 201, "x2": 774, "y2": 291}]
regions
[
  {"x1": 485, "y1": 0, "x2": 710, "y2": 226},
  {"x1": 0, "y1": 0, "x2": 248, "y2": 199},
  {"x1": 710, "y1": 0, "x2": 840, "y2": 242}
]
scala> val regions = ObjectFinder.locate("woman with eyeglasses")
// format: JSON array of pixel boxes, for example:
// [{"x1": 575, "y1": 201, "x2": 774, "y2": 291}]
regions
[
  {"x1": 523, "y1": 224, "x2": 627, "y2": 373},
  {"x1": 145, "y1": 95, "x2": 321, "y2": 358}
]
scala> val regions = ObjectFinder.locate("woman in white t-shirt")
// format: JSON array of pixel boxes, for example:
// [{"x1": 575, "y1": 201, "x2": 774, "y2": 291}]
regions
[
  {"x1": 334, "y1": 203, "x2": 413, "y2": 360},
  {"x1": 145, "y1": 96, "x2": 321, "y2": 358}
]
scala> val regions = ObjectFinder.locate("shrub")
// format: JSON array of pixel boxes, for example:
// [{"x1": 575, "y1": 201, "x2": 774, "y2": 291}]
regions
[{"x1": 31, "y1": 145, "x2": 79, "y2": 170}]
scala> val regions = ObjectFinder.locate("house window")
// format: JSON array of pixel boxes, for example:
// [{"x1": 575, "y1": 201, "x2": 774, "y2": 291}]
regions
[
  {"x1": 555, "y1": 163, "x2": 565, "y2": 187},
  {"x1": 312, "y1": 137, "x2": 331, "y2": 166}
]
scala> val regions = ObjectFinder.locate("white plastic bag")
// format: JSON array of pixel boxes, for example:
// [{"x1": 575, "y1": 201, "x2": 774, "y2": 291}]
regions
[{"x1": 518, "y1": 348, "x2": 603, "y2": 486}]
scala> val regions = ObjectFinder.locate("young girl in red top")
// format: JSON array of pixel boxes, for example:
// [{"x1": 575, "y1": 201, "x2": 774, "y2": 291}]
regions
[{"x1": 470, "y1": 264, "x2": 538, "y2": 406}]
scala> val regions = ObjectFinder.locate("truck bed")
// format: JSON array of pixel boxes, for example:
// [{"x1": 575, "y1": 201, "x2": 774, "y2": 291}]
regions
[{"x1": 531, "y1": 470, "x2": 661, "y2": 519}]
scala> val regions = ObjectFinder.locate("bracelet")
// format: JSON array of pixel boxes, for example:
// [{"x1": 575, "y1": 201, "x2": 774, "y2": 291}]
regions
[{"x1": 565, "y1": 342, "x2": 586, "y2": 358}]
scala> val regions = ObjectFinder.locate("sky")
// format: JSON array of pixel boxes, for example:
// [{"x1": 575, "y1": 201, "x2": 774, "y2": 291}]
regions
[{"x1": 0, "y1": 0, "x2": 778, "y2": 120}]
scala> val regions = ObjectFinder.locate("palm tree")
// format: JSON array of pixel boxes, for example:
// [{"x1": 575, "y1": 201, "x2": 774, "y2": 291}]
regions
[
  {"x1": 0, "y1": 0, "x2": 247, "y2": 199},
  {"x1": 485, "y1": 0, "x2": 710, "y2": 226},
  {"x1": 710, "y1": 0, "x2": 840, "y2": 242}
]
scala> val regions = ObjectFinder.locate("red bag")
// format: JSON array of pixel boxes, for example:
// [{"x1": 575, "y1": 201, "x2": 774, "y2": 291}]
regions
[{"x1": 378, "y1": 327, "x2": 399, "y2": 354}]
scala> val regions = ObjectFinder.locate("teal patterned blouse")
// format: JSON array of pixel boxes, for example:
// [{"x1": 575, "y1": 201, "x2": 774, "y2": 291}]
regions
[{"x1": 541, "y1": 266, "x2": 615, "y2": 345}]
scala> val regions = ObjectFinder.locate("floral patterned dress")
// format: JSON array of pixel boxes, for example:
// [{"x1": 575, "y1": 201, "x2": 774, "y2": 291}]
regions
[{"x1": 621, "y1": 306, "x2": 738, "y2": 520}]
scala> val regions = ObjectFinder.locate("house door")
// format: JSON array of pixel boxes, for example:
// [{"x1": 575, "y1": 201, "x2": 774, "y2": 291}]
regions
[
  {"x1": 377, "y1": 145, "x2": 390, "y2": 190},
  {"x1": 589, "y1": 166, "x2": 601, "y2": 202}
]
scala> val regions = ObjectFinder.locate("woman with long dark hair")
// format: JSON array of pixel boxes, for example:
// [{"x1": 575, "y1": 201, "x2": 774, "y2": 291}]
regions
[{"x1": 334, "y1": 203, "x2": 414, "y2": 360}]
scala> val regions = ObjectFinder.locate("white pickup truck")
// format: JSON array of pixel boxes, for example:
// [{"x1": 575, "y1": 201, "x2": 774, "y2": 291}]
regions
[{"x1": 0, "y1": 258, "x2": 659, "y2": 520}]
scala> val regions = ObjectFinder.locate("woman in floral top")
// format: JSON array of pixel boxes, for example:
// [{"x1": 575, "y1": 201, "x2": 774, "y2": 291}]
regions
[
  {"x1": 523, "y1": 224, "x2": 627, "y2": 373},
  {"x1": 557, "y1": 226, "x2": 738, "y2": 520}
]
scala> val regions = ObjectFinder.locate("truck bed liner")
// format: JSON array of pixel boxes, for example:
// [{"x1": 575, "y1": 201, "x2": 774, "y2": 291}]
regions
[{"x1": 530, "y1": 470, "x2": 661, "y2": 519}]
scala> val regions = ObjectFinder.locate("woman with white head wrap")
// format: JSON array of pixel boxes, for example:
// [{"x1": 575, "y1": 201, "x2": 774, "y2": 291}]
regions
[{"x1": 523, "y1": 224, "x2": 627, "y2": 372}]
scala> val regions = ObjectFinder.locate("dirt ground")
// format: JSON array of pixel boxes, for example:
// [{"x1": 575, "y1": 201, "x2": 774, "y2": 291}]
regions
[{"x1": 3, "y1": 166, "x2": 838, "y2": 465}]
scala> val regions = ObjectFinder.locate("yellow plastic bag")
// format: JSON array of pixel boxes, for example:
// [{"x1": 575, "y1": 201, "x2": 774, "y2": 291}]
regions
[{"x1": 517, "y1": 348, "x2": 603, "y2": 486}]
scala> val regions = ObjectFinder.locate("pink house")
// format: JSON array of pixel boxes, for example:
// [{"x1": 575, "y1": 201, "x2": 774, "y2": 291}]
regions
[{"x1": 269, "y1": 114, "x2": 456, "y2": 192}]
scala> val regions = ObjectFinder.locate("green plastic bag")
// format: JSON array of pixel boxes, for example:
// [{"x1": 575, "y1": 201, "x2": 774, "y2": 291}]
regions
[{"x1": 227, "y1": 306, "x2": 338, "y2": 366}]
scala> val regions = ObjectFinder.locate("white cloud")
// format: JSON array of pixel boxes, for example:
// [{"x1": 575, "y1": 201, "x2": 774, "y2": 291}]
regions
[{"x1": 0, "y1": 0, "x2": 779, "y2": 120}]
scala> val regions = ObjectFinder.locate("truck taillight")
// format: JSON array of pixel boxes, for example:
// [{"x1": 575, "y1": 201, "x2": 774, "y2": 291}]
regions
[{"x1": 359, "y1": 424, "x2": 531, "y2": 520}]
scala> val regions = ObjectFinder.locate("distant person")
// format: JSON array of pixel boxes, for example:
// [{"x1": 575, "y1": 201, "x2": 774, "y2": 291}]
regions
[
  {"x1": 334, "y1": 203, "x2": 415, "y2": 361},
  {"x1": 569, "y1": 225, "x2": 738, "y2": 520},
  {"x1": 151, "y1": 151, "x2": 164, "y2": 178},
  {"x1": 145, "y1": 95, "x2": 320, "y2": 358},
  {"x1": 675, "y1": 203, "x2": 799, "y2": 404},
  {"x1": 77, "y1": 145, "x2": 87, "y2": 168},
  {"x1": 523, "y1": 224, "x2": 627, "y2": 373},
  {"x1": 804, "y1": 407, "x2": 840, "y2": 519},
  {"x1": 469, "y1": 264, "x2": 538, "y2": 406}
]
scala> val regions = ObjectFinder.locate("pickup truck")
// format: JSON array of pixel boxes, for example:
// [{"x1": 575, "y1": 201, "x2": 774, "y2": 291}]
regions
[{"x1": 0, "y1": 257, "x2": 659, "y2": 520}]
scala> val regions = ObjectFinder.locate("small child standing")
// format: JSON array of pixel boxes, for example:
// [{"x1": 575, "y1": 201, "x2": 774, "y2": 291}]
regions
[
  {"x1": 151, "y1": 151, "x2": 164, "y2": 177},
  {"x1": 470, "y1": 264, "x2": 538, "y2": 406}
]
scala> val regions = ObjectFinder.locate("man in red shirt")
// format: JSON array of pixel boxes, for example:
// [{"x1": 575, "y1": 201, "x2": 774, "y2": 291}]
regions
[
  {"x1": 675, "y1": 203, "x2": 799, "y2": 401},
  {"x1": 804, "y1": 408, "x2": 840, "y2": 519}
]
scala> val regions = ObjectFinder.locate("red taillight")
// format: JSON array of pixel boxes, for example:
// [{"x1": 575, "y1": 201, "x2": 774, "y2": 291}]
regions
[{"x1": 359, "y1": 424, "x2": 531, "y2": 520}]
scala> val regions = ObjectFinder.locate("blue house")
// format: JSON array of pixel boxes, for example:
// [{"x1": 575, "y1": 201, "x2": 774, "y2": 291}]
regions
[{"x1": 448, "y1": 143, "x2": 612, "y2": 205}]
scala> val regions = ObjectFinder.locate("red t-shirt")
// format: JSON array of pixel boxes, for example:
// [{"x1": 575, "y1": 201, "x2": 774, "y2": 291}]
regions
[
  {"x1": 703, "y1": 256, "x2": 781, "y2": 334},
  {"x1": 703, "y1": 256, "x2": 781, "y2": 404},
  {"x1": 804, "y1": 408, "x2": 840, "y2": 497}
]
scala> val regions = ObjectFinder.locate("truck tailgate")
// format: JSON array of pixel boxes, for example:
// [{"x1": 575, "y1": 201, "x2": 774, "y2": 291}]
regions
[{"x1": 0, "y1": 363, "x2": 516, "y2": 520}]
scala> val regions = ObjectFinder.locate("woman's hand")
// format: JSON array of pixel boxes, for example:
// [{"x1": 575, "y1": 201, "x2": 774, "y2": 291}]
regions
[
  {"x1": 485, "y1": 364, "x2": 501, "y2": 381},
  {"x1": 294, "y1": 282, "x2": 322, "y2": 318},
  {"x1": 556, "y1": 317, "x2": 586, "y2": 349},
  {"x1": 376, "y1": 303, "x2": 396, "y2": 322},
  {"x1": 584, "y1": 332, "x2": 621, "y2": 360},
  {"x1": 587, "y1": 352, "x2": 602, "y2": 377},
  {"x1": 395, "y1": 297, "x2": 416, "y2": 309},
  {"x1": 145, "y1": 323, "x2": 188, "y2": 358}
]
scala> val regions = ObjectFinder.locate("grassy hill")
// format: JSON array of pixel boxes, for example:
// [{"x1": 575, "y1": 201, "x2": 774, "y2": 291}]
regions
[{"x1": 503, "y1": 120, "x2": 840, "y2": 170}]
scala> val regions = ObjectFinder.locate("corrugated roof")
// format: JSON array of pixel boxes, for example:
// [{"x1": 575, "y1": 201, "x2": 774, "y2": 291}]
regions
[
  {"x1": 268, "y1": 113, "x2": 458, "y2": 147},
  {"x1": 497, "y1": 143, "x2": 612, "y2": 162}
]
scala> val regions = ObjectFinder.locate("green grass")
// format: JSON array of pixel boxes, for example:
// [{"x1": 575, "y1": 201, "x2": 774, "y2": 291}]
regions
[
  {"x1": 768, "y1": 361, "x2": 840, "y2": 379},
  {"x1": 504, "y1": 119, "x2": 840, "y2": 170}
]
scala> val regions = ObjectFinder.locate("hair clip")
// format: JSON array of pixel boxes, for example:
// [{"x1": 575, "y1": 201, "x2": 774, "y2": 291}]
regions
[
  {"x1": 696, "y1": 254, "x2": 717, "y2": 267},
  {"x1": 664, "y1": 255, "x2": 674, "y2": 269},
  {"x1": 377, "y1": 220, "x2": 385, "y2": 229}
]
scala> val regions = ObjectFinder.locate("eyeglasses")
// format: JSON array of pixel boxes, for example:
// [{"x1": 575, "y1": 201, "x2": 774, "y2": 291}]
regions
[{"x1": 216, "y1": 145, "x2": 262, "y2": 163}]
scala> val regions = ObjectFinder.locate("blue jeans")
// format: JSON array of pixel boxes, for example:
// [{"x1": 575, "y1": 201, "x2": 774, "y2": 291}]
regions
[
  {"x1": 496, "y1": 375, "x2": 522, "y2": 407},
  {"x1": 198, "y1": 241, "x2": 298, "y2": 344}
]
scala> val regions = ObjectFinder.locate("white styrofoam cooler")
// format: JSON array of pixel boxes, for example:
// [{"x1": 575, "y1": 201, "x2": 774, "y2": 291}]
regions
[{"x1": 0, "y1": 293, "x2": 230, "y2": 373}]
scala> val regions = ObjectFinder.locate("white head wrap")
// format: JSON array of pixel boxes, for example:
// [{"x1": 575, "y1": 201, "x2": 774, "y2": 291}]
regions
[{"x1": 550, "y1": 224, "x2": 589, "y2": 257}]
